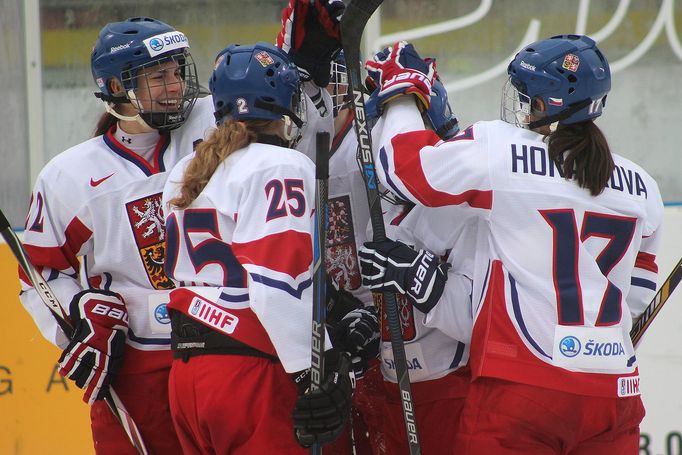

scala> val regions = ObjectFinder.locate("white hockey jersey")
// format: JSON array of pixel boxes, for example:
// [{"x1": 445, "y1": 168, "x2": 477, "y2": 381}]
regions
[
  {"x1": 380, "y1": 200, "x2": 473, "y2": 383},
  {"x1": 326, "y1": 111, "x2": 372, "y2": 305},
  {"x1": 373, "y1": 97, "x2": 664, "y2": 397},
  {"x1": 162, "y1": 143, "x2": 316, "y2": 373},
  {"x1": 20, "y1": 96, "x2": 215, "y2": 373}
]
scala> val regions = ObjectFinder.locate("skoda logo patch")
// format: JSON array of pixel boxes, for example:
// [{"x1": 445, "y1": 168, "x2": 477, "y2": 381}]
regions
[
  {"x1": 154, "y1": 303, "x2": 171, "y2": 324},
  {"x1": 149, "y1": 38, "x2": 164, "y2": 52},
  {"x1": 559, "y1": 336, "x2": 581, "y2": 357}
]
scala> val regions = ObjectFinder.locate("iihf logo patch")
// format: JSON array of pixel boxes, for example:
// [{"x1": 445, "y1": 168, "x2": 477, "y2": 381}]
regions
[{"x1": 559, "y1": 336, "x2": 581, "y2": 357}]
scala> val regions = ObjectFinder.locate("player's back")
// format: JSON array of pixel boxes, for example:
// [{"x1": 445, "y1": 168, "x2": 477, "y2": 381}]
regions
[{"x1": 469, "y1": 120, "x2": 663, "y2": 396}]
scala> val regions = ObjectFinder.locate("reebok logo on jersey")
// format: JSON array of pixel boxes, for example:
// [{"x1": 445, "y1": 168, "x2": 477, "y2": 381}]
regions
[{"x1": 90, "y1": 173, "x2": 115, "y2": 187}]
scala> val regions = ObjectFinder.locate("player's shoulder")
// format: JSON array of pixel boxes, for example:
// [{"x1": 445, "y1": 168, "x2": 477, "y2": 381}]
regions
[
  {"x1": 38, "y1": 136, "x2": 110, "y2": 183},
  {"x1": 173, "y1": 95, "x2": 216, "y2": 140},
  {"x1": 244, "y1": 142, "x2": 315, "y2": 171}
]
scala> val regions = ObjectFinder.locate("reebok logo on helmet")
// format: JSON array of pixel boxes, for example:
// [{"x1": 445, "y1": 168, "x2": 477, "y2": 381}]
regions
[{"x1": 110, "y1": 43, "x2": 131, "y2": 53}]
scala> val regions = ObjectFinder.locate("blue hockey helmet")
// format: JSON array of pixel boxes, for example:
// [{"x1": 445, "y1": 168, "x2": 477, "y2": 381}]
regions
[
  {"x1": 503, "y1": 34, "x2": 610, "y2": 130},
  {"x1": 90, "y1": 17, "x2": 199, "y2": 130},
  {"x1": 210, "y1": 42, "x2": 306, "y2": 143}
]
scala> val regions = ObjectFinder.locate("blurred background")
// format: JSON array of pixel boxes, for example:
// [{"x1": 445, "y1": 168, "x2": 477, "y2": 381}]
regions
[
  {"x1": 1, "y1": 0, "x2": 681, "y2": 227},
  {"x1": 1, "y1": 1, "x2": 681, "y2": 454}
]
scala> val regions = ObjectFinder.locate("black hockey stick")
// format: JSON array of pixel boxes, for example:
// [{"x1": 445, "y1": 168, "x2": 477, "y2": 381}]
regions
[
  {"x1": 341, "y1": 2, "x2": 422, "y2": 453},
  {"x1": 0, "y1": 209, "x2": 149, "y2": 455},
  {"x1": 631, "y1": 257, "x2": 682, "y2": 347},
  {"x1": 310, "y1": 132, "x2": 330, "y2": 455}
]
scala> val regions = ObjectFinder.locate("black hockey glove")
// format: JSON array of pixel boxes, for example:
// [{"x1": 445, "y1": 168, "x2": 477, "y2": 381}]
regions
[
  {"x1": 325, "y1": 280, "x2": 364, "y2": 327},
  {"x1": 292, "y1": 350, "x2": 354, "y2": 448},
  {"x1": 276, "y1": 0, "x2": 345, "y2": 87},
  {"x1": 329, "y1": 306, "x2": 380, "y2": 378},
  {"x1": 359, "y1": 240, "x2": 450, "y2": 314}
]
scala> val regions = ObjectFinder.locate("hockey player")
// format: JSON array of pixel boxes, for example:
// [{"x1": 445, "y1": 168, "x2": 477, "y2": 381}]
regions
[
  {"x1": 321, "y1": 50, "x2": 385, "y2": 455},
  {"x1": 363, "y1": 68, "x2": 475, "y2": 455},
  {"x1": 19, "y1": 17, "x2": 213, "y2": 454},
  {"x1": 162, "y1": 41, "x2": 354, "y2": 454},
  {"x1": 359, "y1": 37, "x2": 663, "y2": 454}
]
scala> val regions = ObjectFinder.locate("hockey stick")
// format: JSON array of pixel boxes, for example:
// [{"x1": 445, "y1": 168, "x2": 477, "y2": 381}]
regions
[
  {"x1": 631, "y1": 257, "x2": 682, "y2": 347},
  {"x1": 310, "y1": 132, "x2": 330, "y2": 455},
  {"x1": 0, "y1": 209, "x2": 149, "y2": 455},
  {"x1": 341, "y1": 2, "x2": 422, "y2": 454}
]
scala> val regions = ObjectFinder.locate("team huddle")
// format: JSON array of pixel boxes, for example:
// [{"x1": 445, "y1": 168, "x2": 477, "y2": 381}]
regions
[{"x1": 17, "y1": 0, "x2": 663, "y2": 454}]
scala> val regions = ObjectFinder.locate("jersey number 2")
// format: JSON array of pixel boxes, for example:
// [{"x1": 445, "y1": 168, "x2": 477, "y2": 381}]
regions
[{"x1": 540, "y1": 209, "x2": 636, "y2": 326}]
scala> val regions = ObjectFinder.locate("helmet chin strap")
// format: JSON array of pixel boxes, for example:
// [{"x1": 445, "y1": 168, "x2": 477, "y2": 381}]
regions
[{"x1": 103, "y1": 90, "x2": 153, "y2": 131}]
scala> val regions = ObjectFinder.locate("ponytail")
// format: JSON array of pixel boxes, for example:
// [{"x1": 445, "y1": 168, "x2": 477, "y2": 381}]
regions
[
  {"x1": 169, "y1": 119, "x2": 278, "y2": 209},
  {"x1": 93, "y1": 112, "x2": 118, "y2": 137},
  {"x1": 547, "y1": 121, "x2": 614, "y2": 196}
]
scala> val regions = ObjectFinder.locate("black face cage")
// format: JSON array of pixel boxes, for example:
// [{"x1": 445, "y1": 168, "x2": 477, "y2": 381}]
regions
[{"x1": 121, "y1": 51, "x2": 200, "y2": 131}]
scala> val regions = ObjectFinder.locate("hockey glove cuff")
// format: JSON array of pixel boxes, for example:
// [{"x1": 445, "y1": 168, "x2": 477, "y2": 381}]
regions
[{"x1": 359, "y1": 240, "x2": 449, "y2": 314}]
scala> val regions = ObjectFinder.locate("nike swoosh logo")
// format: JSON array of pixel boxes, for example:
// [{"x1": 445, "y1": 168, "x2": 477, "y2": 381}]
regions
[{"x1": 90, "y1": 173, "x2": 115, "y2": 187}]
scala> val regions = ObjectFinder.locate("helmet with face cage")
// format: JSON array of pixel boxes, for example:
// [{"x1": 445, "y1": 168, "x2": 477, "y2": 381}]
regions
[
  {"x1": 502, "y1": 34, "x2": 610, "y2": 130},
  {"x1": 91, "y1": 17, "x2": 200, "y2": 131}
]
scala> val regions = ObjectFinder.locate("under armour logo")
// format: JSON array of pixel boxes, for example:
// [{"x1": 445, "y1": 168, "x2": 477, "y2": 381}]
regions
[{"x1": 120, "y1": 136, "x2": 132, "y2": 144}]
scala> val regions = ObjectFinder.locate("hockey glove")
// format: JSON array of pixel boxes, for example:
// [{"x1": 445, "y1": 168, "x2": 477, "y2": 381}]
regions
[
  {"x1": 276, "y1": 0, "x2": 345, "y2": 87},
  {"x1": 359, "y1": 240, "x2": 449, "y2": 314},
  {"x1": 292, "y1": 350, "x2": 354, "y2": 447},
  {"x1": 58, "y1": 289, "x2": 128, "y2": 405},
  {"x1": 329, "y1": 306, "x2": 380, "y2": 378},
  {"x1": 364, "y1": 41, "x2": 436, "y2": 112}
]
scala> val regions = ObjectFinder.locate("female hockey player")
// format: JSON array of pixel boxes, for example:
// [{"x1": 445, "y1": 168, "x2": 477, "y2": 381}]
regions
[
  {"x1": 364, "y1": 70, "x2": 475, "y2": 455},
  {"x1": 162, "y1": 41, "x2": 355, "y2": 454},
  {"x1": 19, "y1": 17, "x2": 213, "y2": 454},
  {"x1": 359, "y1": 37, "x2": 663, "y2": 454}
]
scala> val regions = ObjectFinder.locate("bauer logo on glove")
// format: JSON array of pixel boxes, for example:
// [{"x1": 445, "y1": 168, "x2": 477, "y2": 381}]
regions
[{"x1": 359, "y1": 240, "x2": 449, "y2": 314}]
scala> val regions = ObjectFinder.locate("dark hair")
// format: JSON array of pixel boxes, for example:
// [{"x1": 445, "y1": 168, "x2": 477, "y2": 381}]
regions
[
  {"x1": 93, "y1": 112, "x2": 118, "y2": 137},
  {"x1": 547, "y1": 121, "x2": 614, "y2": 196}
]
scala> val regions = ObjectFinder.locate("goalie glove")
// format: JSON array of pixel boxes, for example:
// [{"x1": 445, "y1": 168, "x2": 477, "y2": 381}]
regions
[
  {"x1": 292, "y1": 350, "x2": 354, "y2": 448},
  {"x1": 276, "y1": 0, "x2": 345, "y2": 87},
  {"x1": 364, "y1": 41, "x2": 436, "y2": 113},
  {"x1": 359, "y1": 240, "x2": 449, "y2": 314},
  {"x1": 58, "y1": 289, "x2": 128, "y2": 405}
]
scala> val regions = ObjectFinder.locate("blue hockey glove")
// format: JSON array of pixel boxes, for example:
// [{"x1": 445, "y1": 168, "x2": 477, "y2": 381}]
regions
[{"x1": 359, "y1": 240, "x2": 449, "y2": 313}]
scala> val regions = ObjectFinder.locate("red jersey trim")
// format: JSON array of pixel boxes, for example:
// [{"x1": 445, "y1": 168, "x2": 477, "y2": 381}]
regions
[
  {"x1": 391, "y1": 130, "x2": 493, "y2": 209},
  {"x1": 470, "y1": 260, "x2": 638, "y2": 398},
  {"x1": 20, "y1": 216, "x2": 92, "y2": 284},
  {"x1": 232, "y1": 230, "x2": 312, "y2": 278},
  {"x1": 635, "y1": 251, "x2": 658, "y2": 273},
  {"x1": 167, "y1": 288, "x2": 277, "y2": 357}
]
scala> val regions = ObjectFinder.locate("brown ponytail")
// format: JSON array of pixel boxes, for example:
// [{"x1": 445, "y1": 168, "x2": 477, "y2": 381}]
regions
[
  {"x1": 94, "y1": 112, "x2": 118, "y2": 137},
  {"x1": 169, "y1": 119, "x2": 279, "y2": 209},
  {"x1": 547, "y1": 121, "x2": 614, "y2": 196}
]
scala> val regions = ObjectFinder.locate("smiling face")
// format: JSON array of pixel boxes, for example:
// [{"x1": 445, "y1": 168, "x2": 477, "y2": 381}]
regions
[{"x1": 131, "y1": 59, "x2": 186, "y2": 114}]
